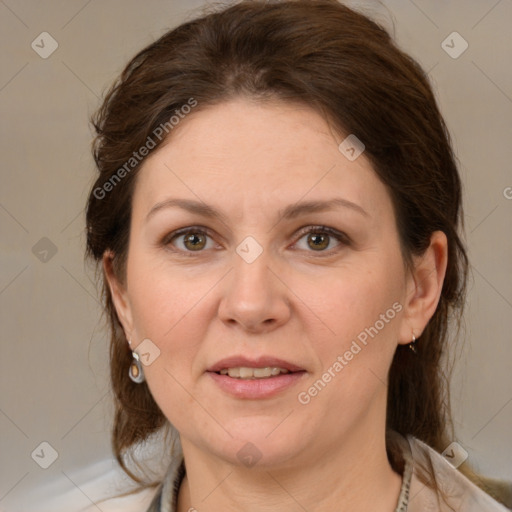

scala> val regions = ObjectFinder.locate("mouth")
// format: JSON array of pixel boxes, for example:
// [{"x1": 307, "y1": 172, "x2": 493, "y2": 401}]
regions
[
  {"x1": 207, "y1": 356, "x2": 305, "y2": 375},
  {"x1": 206, "y1": 356, "x2": 307, "y2": 399},
  {"x1": 216, "y1": 366, "x2": 293, "y2": 379}
]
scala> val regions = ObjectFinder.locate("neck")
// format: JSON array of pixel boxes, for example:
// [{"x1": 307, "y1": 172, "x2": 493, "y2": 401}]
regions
[{"x1": 176, "y1": 421, "x2": 402, "y2": 512}]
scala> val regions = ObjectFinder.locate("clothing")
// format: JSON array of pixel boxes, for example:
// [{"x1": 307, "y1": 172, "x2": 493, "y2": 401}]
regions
[
  {"x1": 145, "y1": 448, "x2": 413, "y2": 511},
  {"x1": 143, "y1": 434, "x2": 509, "y2": 511}
]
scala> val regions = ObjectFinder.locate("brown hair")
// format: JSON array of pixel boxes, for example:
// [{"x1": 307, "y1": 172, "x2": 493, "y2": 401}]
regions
[{"x1": 85, "y1": 0, "x2": 504, "y2": 506}]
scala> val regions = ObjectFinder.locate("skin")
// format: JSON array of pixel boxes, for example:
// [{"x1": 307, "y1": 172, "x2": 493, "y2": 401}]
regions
[{"x1": 105, "y1": 98, "x2": 448, "y2": 511}]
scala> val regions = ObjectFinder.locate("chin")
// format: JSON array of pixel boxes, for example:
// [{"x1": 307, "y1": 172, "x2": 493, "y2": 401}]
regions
[{"x1": 209, "y1": 419, "x2": 309, "y2": 469}]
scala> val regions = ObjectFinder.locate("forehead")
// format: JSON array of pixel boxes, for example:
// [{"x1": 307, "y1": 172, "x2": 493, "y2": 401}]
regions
[{"x1": 132, "y1": 98, "x2": 390, "y2": 222}]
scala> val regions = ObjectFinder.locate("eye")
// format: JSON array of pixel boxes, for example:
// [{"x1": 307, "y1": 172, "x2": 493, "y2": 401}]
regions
[
  {"x1": 293, "y1": 226, "x2": 349, "y2": 253},
  {"x1": 165, "y1": 228, "x2": 216, "y2": 252}
]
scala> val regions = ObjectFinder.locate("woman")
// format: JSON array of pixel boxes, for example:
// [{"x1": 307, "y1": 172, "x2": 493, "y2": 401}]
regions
[{"x1": 85, "y1": 1, "x2": 510, "y2": 510}]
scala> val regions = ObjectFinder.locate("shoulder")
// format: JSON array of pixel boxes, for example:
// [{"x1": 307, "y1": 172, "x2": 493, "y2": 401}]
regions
[{"x1": 405, "y1": 436, "x2": 510, "y2": 512}]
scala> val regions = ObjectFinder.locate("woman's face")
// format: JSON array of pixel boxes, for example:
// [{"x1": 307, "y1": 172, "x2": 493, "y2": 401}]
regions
[{"x1": 109, "y1": 98, "x2": 422, "y2": 468}]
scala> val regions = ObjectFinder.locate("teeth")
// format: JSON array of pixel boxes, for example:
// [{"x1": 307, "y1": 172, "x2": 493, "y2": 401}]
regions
[{"x1": 218, "y1": 367, "x2": 290, "y2": 379}]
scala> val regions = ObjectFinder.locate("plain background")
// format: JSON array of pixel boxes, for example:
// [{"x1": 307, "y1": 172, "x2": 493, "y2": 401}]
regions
[{"x1": 1, "y1": 0, "x2": 511, "y2": 510}]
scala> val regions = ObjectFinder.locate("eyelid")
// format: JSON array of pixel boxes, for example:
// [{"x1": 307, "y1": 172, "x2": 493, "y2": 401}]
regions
[
  {"x1": 162, "y1": 225, "x2": 219, "y2": 251},
  {"x1": 161, "y1": 224, "x2": 350, "y2": 254},
  {"x1": 162, "y1": 225, "x2": 208, "y2": 243},
  {"x1": 291, "y1": 225, "x2": 351, "y2": 252}
]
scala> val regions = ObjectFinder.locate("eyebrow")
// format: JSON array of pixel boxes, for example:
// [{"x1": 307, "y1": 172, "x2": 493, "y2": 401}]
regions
[{"x1": 145, "y1": 197, "x2": 369, "y2": 223}]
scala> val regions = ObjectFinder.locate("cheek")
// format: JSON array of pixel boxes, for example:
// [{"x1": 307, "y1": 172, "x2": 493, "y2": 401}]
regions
[
  {"x1": 308, "y1": 263, "x2": 404, "y2": 349},
  {"x1": 124, "y1": 246, "x2": 223, "y2": 395},
  {"x1": 304, "y1": 259, "x2": 405, "y2": 406},
  {"x1": 125, "y1": 244, "x2": 208, "y2": 339}
]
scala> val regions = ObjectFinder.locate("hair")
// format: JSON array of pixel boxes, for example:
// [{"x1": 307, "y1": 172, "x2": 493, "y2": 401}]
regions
[{"x1": 85, "y1": 0, "x2": 507, "y2": 507}]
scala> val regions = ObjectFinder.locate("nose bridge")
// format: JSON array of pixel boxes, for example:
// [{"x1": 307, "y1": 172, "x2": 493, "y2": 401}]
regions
[
  {"x1": 234, "y1": 245, "x2": 271, "y2": 296},
  {"x1": 231, "y1": 241, "x2": 275, "y2": 307},
  {"x1": 218, "y1": 238, "x2": 290, "y2": 331}
]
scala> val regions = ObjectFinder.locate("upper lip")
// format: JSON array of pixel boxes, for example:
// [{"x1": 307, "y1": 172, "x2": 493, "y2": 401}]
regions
[{"x1": 207, "y1": 356, "x2": 305, "y2": 373}]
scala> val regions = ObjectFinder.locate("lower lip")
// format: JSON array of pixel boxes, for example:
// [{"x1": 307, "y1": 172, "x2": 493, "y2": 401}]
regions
[{"x1": 207, "y1": 371, "x2": 307, "y2": 399}]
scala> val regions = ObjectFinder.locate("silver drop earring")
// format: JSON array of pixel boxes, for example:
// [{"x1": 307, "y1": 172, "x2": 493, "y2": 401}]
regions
[
  {"x1": 409, "y1": 333, "x2": 417, "y2": 354},
  {"x1": 129, "y1": 350, "x2": 145, "y2": 383}
]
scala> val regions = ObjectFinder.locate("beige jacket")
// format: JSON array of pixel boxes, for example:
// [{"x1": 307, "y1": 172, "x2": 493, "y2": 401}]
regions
[{"x1": 401, "y1": 435, "x2": 509, "y2": 511}]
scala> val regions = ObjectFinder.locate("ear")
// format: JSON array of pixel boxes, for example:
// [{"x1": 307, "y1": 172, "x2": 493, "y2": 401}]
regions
[
  {"x1": 103, "y1": 251, "x2": 134, "y2": 342},
  {"x1": 398, "y1": 231, "x2": 448, "y2": 344}
]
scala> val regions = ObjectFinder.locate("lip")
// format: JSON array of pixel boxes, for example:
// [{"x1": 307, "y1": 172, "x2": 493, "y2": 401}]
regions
[
  {"x1": 206, "y1": 356, "x2": 307, "y2": 399},
  {"x1": 207, "y1": 356, "x2": 305, "y2": 373},
  {"x1": 207, "y1": 371, "x2": 307, "y2": 399}
]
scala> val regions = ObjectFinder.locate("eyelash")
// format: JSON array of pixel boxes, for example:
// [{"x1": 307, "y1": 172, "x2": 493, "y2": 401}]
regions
[{"x1": 162, "y1": 225, "x2": 350, "y2": 256}]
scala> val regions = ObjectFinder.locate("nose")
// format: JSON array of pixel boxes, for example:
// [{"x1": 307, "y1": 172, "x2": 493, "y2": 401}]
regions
[{"x1": 217, "y1": 250, "x2": 291, "y2": 334}]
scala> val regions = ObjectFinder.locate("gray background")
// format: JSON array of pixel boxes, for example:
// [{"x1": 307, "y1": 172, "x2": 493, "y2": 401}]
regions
[{"x1": 1, "y1": 0, "x2": 511, "y2": 510}]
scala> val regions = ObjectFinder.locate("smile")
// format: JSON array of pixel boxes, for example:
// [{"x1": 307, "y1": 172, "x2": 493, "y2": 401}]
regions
[{"x1": 218, "y1": 367, "x2": 290, "y2": 379}]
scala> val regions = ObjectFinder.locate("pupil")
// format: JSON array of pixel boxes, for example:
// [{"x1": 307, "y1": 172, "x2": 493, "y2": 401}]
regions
[
  {"x1": 185, "y1": 233, "x2": 205, "y2": 250},
  {"x1": 309, "y1": 233, "x2": 328, "y2": 250}
]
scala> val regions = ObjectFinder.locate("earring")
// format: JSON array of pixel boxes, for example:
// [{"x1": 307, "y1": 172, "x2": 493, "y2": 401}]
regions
[
  {"x1": 408, "y1": 333, "x2": 417, "y2": 353},
  {"x1": 129, "y1": 351, "x2": 145, "y2": 383}
]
